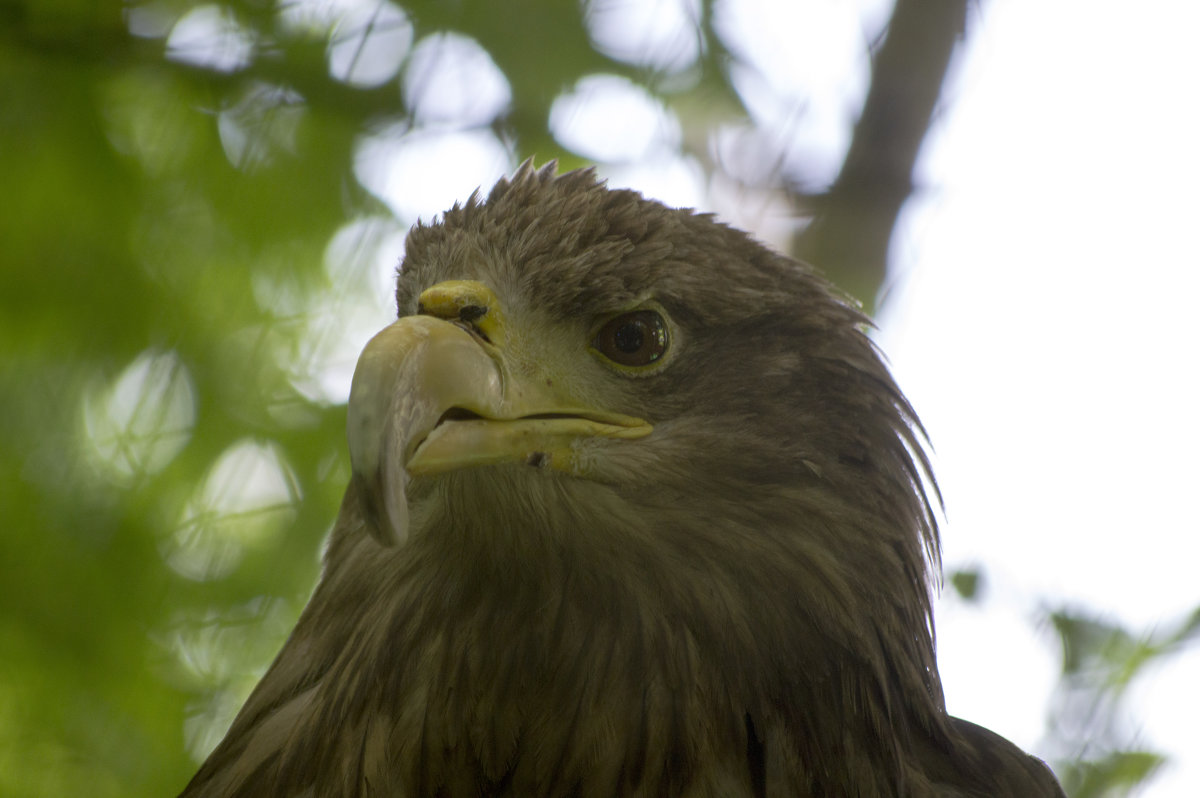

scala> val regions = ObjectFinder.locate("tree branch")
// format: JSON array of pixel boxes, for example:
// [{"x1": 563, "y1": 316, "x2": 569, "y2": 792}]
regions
[{"x1": 794, "y1": 0, "x2": 970, "y2": 313}]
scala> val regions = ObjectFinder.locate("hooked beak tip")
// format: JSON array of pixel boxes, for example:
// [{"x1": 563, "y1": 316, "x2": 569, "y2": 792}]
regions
[{"x1": 354, "y1": 469, "x2": 408, "y2": 547}]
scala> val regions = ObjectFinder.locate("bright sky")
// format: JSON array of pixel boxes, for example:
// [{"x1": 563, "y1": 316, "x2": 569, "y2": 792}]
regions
[{"x1": 877, "y1": 1, "x2": 1200, "y2": 793}]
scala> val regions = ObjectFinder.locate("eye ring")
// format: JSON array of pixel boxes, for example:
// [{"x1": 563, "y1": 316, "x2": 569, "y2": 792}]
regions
[{"x1": 591, "y1": 309, "x2": 669, "y2": 368}]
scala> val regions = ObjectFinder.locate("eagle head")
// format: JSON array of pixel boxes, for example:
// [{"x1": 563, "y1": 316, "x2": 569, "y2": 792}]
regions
[{"x1": 180, "y1": 162, "x2": 1063, "y2": 798}]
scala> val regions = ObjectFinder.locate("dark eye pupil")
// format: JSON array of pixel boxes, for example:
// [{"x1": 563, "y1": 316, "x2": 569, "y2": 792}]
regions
[{"x1": 613, "y1": 322, "x2": 644, "y2": 353}]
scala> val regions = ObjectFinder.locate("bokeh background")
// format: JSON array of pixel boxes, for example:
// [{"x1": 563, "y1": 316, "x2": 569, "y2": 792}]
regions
[{"x1": 2, "y1": 1, "x2": 1197, "y2": 796}]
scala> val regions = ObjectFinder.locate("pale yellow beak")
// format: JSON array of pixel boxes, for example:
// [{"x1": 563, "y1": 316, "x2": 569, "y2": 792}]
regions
[{"x1": 346, "y1": 282, "x2": 652, "y2": 546}]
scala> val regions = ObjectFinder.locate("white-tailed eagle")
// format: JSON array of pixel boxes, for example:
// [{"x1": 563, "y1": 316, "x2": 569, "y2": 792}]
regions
[{"x1": 180, "y1": 163, "x2": 1064, "y2": 798}]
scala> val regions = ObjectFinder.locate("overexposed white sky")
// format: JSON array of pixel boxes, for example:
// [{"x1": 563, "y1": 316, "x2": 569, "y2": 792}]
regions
[{"x1": 876, "y1": 1, "x2": 1200, "y2": 793}]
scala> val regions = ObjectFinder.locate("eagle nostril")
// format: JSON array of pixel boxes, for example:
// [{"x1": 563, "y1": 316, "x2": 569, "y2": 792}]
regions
[{"x1": 459, "y1": 305, "x2": 488, "y2": 323}]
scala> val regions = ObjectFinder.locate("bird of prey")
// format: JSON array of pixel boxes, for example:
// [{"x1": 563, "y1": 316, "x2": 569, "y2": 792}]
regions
[{"x1": 179, "y1": 163, "x2": 1065, "y2": 797}]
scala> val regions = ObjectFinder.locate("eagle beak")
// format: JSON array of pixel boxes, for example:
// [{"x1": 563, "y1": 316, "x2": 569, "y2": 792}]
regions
[
  {"x1": 347, "y1": 315, "x2": 499, "y2": 546},
  {"x1": 346, "y1": 282, "x2": 652, "y2": 547}
]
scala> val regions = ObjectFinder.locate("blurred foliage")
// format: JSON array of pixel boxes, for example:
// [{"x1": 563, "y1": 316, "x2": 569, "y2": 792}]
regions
[
  {"x1": 1045, "y1": 607, "x2": 1200, "y2": 797},
  {"x1": 0, "y1": 0, "x2": 1190, "y2": 796},
  {"x1": 949, "y1": 566, "x2": 983, "y2": 602}
]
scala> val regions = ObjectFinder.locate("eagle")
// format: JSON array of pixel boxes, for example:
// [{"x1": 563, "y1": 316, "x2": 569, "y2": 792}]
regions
[{"x1": 179, "y1": 163, "x2": 1065, "y2": 797}]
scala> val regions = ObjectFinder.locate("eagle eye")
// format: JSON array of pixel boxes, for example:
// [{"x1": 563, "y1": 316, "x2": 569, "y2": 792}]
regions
[{"x1": 592, "y1": 310, "x2": 668, "y2": 368}]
